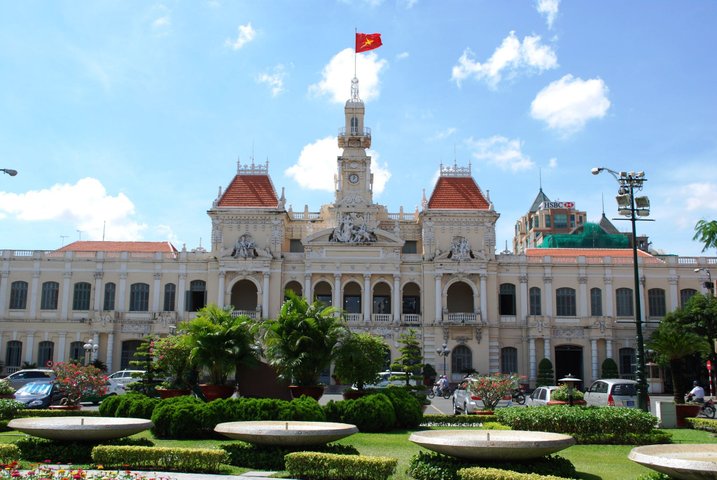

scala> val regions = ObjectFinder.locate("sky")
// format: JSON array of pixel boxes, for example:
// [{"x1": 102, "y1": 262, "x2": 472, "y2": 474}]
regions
[{"x1": 0, "y1": 1, "x2": 716, "y2": 256}]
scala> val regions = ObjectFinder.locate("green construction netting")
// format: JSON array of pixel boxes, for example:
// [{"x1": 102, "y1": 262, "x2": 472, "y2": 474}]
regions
[{"x1": 539, "y1": 222, "x2": 629, "y2": 248}]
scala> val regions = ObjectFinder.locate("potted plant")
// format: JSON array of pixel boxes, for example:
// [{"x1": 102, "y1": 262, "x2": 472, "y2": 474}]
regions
[
  {"x1": 465, "y1": 373, "x2": 519, "y2": 412},
  {"x1": 0, "y1": 379, "x2": 15, "y2": 399},
  {"x1": 334, "y1": 332, "x2": 388, "y2": 399},
  {"x1": 261, "y1": 291, "x2": 348, "y2": 400},
  {"x1": 153, "y1": 334, "x2": 194, "y2": 398},
  {"x1": 50, "y1": 361, "x2": 107, "y2": 409},
  {"x1": 548, "y1": 384, "x2": 586, "y2": 405},
  {"x1": 182, "y1": 304, "x2": 259, "y2": 401}
]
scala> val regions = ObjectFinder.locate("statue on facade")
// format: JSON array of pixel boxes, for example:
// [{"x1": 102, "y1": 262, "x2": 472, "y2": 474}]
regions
[
  {"x1": 450, "y1": 236, "x2": 473, "y2": 261},
  {"x1": 231, "y1": 234, "x2": 256, "y2": 259},
  {"x1": 329, "y1": 213, "x2": 377, "y2": 243}
]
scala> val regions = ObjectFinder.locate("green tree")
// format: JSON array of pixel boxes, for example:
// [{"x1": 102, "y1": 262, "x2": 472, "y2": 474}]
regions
[
  {"x1": 678, "y1": 293, "x2": 717, "y2": 355},
  {"x1": 648, "y1": 315, "x2": 711, "y2": 403},
  {"x1": 261, "y1": 291, "x2": 348, "y2": 386},
  {"x1": 536, "y1": 358, "x2": 555, "y2": 387},
  {"x1": 333, "y1": 332, "x2": 388, "y2": 391},
  {"x1": 390, "y1": 329, "x2": 424, "y2": 388},
  {"x1": 693, "y1": 219, "x2": 717, "y2": 252},
  {"x1": 601, "y1": 358, "x2": 619, "y2": 379}
]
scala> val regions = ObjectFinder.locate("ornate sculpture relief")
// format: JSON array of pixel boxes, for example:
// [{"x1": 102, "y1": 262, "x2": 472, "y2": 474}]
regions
[
  {"x1": 435, "y1": 236, "x2": 475, "y2": 261},
  {"x1": 223, "y1": 234, "x2": 273, "y2": 259},
  {"x1": 329, "y1": 213, "x2": 377, "y2": 243}
]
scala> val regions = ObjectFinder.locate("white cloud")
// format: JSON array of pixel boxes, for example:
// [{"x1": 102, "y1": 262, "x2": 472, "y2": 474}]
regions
[
  {"x1": 682, "y1": 182, "x2": 717, "y2": 212},
  {"x1": 530, "y1": 74, "x2": 611, "y2": 134},
  {"x1": 430, "y1": 128, "x2": 457, "y2": 141},
  {"x1": 396, "y1": 52, "x2": 410, "y2": 61},
  {"x1": 536, "y1": 0, "x2": 560, "y2": 29},
  {"x1": 225, "y1": 23, "x2": 256, "y2": 51},
  {"x1": 256, "y1": 64, "x2": 287, "y2": 97},
  {"x1": 0, "y1": 177, "x2": 148, "y2": 241},
  {"x1": 451, "y1": 31, "x2": 557, "y2": 88},
  {"x1": 284, "y1": 137, "x2": 390, "y2": 194},
  {"x1": 309, "y1": 48, "x2": 387, "y2": 103},
  {"x1": 548, "y1": 157, "x2": 558, "y2": 168},
  {"x1": 466, "y1": 135, "x2": 534, "y2": 172}
]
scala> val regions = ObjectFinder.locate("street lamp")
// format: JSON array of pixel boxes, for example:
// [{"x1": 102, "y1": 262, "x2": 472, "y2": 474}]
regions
[
  {"x1": 592, "y1": 167, "x2": 650, "y2": 411},
  {"x1": 436, "y1": 343, "x2": 450, "y2": 377},
  {"x1": 83, "y1": 338, "x2": 98, "y2": 366},
  {"x1": 694, "y1": 268, "x2": 713, "y2": 296},
  {"x1": 1, "y1": 168, "x2": 17, "y2": 176}
]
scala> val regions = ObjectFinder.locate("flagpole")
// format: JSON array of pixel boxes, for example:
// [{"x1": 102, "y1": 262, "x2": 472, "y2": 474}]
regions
[{"x1": 354, "y1": 27, "x2": 357, "y2": 78}]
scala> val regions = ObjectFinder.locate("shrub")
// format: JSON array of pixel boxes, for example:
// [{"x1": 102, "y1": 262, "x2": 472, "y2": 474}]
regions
[
  {"x1": 422, "y1": 414, "x2": 499, "y2": 426},
  {"x1": 458, "y1": 466, "x2": 572, "y2": 479},
  {"x1": 280, "y1": 395, "x2": 326, "y2": 421},
  {"x1": 16, "y1": 436, "x2": 153, "y2": 464},
  {"x1": 0, "y1": 444, "x2": 20, "y2": 463},
  {"x1": 685, "y1": 417, "x2": 717, "y2": 432},
  {"x1": 0, "y1": 399, "x2": 25, "y2": 420},
  {"x1": 98, "y1": 394, "x2": 123, "y2": 417},
  {"x1": 114, "y1": 393, "x2": 152, "y2": 417},
  {"x1": 601, "y1": 358, "x2": 619, "y2": 379},
  {"x1": 536, "y1": 359, "x2": 554, "y2": 387},
  {"x1": 340, "y1": 394, "x2": 397, "y2": 432},
  {"x1": 382, "y1": 386, "x2": 423, "y2": 428},
  {"x1": 92, "y1": 445, "x2": 228, "y2": 473},
  {"x1": 550, "y1": 386, "x2": 584, "y2": 402},
  {"x1": 151, "y1": 395, "x2": 204, "y2": 438},
  {"x1": 407, "y1": 451, "x2": 577, "y2": 480},
  {"x1": 222, "y1": 442, "x2": 358, "y2": 470},
  {"x1": 285, "y1": 452, "x2": 397, "y2": 480}
]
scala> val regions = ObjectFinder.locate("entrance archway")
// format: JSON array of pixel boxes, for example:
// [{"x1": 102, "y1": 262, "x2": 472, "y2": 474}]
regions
[{"x1": 555, "y1": 345, "x2": 584, "y2": 389}]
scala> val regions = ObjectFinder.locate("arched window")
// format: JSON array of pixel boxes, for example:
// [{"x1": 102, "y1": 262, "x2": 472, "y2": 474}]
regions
[
  {"x1": 648, "y1": 288, "x2": 666, "y2": 318},
  {"x1": 501, "y1": 347, "x2": 518, "y2": 374},
  {"x1": 680, "y1": 288, "x2": 698, "y2": 308},
  {"x1": 41, "y1": 281, "x2": 59, "y2": 310},
  {"x1": 590, "y1": 288, "x2": 603, "y2": 316},
  {"x1": 72, "y1": 282, "x2": 91, "y2": 310},
  {"x1": 499, "y1": 283, "x2": 516, "y2": 316},
  {"x1": 37, "y1": 341, "x2": 54, "y2": 368},
  {"x1": 104, "y1": 282, "x2": 116, "y2": 310},
  {"x1": 9, "y1": 281, "x2": 28, "y2": 309},
  {"x1": 5, "y1": 340, "x2": 22, "y2": 368},
  {"x1": 187, "y1": 280, "x2": 207, "y2": 312},
  {"x1": 616, "y1": 288, "x2": 634, "y2": 317},
  {"x1": 163, "y1": 283, "x2": 176, "y2": 311},
  {"x1": 529, "y1": 287, "x2": 541, "y2": 315},
  {"x1": 556, "y1": 287, "x2": 576, "y2": 316},
  {"x1": 129, "y1": 283, "x2": 150, "y2": 312},
  {"x1": 69, "y1": 341, "x2": 85, "y2": 362},
  {"x1": 451, "y1": 345, "x2": 472, "y2": 375}
]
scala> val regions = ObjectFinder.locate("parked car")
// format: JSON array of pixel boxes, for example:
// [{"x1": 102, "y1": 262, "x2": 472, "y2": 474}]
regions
[
  {"x1": 527, "y1": 386, "x2": 560, "y2": 406},
  {"x1": 107, "y1": 369, "x2": 145, "y2": 394},
  {"x1": 357, "y1": 371, "x2": 418, "y2": 390},
  {"x1": 13, "y1": 381, "x2": 63, "y2": 409},
  {"x1": 584, "y1": 378, "x2": 640, "y2": 408},
  {"x1": 452, "y1": 378, "x2": 512, "y2": 414},
  {"x1": 5, "y1": 369, "x2": 56, "y2": 390}
]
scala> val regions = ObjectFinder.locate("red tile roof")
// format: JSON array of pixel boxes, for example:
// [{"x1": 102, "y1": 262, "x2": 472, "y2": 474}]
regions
[
  {"x1": 427, "y1": 177, "x2": 490, "y2": 210},
  {"x1": 526, "y1": 248, "x2": 662, "y2": 261},
  {"x1": 218, "y1": 174, "x2": 279, "y2": 208},
  {"x1": 57, "y1": 241, "x2": 178, "y2": 253}
]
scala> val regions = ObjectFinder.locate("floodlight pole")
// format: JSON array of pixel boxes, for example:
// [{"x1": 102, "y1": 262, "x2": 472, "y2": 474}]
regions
[{"x1": 592, "y1": 167, "x2": 650, "y2": 412}]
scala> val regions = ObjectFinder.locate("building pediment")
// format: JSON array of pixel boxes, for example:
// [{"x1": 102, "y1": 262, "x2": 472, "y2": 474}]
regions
[{"x1": 304, "y1": 227, "x2": 404, "y2": 246}]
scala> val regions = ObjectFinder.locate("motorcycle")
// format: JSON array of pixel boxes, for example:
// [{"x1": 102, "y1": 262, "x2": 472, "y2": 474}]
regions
[
  {"x1": 428, "y1": 383, "x2": 452, "y2": 399},
  {"x1": 686, "y1": 394, "x2": 716, "y2": 418},
  {"x1": 512, "y1": 387, "x2": 526, "y2": 405}
]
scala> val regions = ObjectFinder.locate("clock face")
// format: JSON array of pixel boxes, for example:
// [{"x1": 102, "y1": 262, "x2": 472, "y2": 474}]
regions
[{"x1": 348, "y1": 173, "x2": 359, "y2": 184}]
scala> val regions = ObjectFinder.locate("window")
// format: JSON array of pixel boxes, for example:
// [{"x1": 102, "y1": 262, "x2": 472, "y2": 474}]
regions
[
  {"x1": 402, "y1": 296, "x2": 420, "y2": 314},
  {"x1": 104, "y1": 282, "x2": 116, "y2": 310},
  {"x1": 372, "y1": 295, "x2": 390, "y2": 314},
  {"x1": 533, "y1": 216, "x2": 540, "y2": 228},
  {"x1": 501, "y1": 347, "x2": 518, "y2": 374},
  {"x1": 41, "y1": 282, "x2": 59, "y2": 310},
  {"x1": 163, "y1": 283, "x2": 176, "y2": 311},
  {"x1": 545, "y1": 215, "x2": 551, "y2": 227},
  {"x1": 402, "y1": 240, "x2": 417, "y2": 254},
  {"x1": 616, "y1": 288, "x2": 634, "y2": 316},
  {"x1": 289, "y1": 239, "x2": 304, "y2": 253},
  {"x1": 529, "y1": 287, "x2": 542, "y2": 315},
  {"x1": 186, "y1": 280, "x2": 206, "y2": 312},
  {"x1": 343, "y1": 295, "x2": 361, "y2": 313},
  {"x1": 451, "y1": 345, "x2": 473, "y2": 374},
  {"x1": 120, "y1": 340, "x2": 142, "y2": 370},
  {"x1": 72, "y1": 282, "x2": 91, "y2": 310},
  {"x1": 619, "y1": 347, "x2": 636, "y2": 376},
  {"x1": 350, "y1": 116, "x2": 359, "y2": 135},
  {"x1": 316, "y1": 294, "x2": 332, "y2": 307},
  {"x1": 69, "y1": 341, "x2": 84, "y2": 362},
  {"x1": 37, "y1": 341, "x2": 54, "y2": 368},
  {"x1": 129, "y1": 283, "x2": 150, "y2": 312},
  {"x1": 9, "y1": 281, "x2": 28, "y2": 309},
  {"x1": 556, "y1": 287, "x2": 577, "y2": 316},
  {"x1": 680, "y1": 288, "x2": 698, "y2": 308},
  {"x1": 5, "y1": 340, "x2": 22, "y2": 368},
  {"x1": 648, "y1": 288, "x2": 666, "y2": 318},
  {"x1": 499, "y1": 284, "x2": 516, "y2": 316},
  {"x1": 590, "y1": 288, "x2": 603, "y2": 316},
  {"x1": 554, "y1": 214, "x2": 568, "y2": 228},
  {"x1": 570, "y1": 214, "x2": 576, "y2": 228}
]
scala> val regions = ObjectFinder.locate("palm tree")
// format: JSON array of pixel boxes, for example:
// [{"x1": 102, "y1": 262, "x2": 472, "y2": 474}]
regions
[
  {"x1": 648, "y1": 316, "x2": 710, "y2": 403},
  {"x1": 261, "y1": 291, "x2": 348, "y2": 387},
  {"x1": 693, "y1": 219, "x2": 717, "y2": 252}
]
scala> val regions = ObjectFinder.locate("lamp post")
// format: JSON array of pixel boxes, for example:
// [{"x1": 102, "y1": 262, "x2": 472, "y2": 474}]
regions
[
  {"x1": 1, "y1": 168, "x2": 17, "y2": 176},
  {"x1": 694, "y1": 268, "x2": 713, "y2": 296},
  {"x1": 83, "y1": 338, "x2": 98, "y2": 366},
  {"x1": 436, "y1": 343, "x2": 450, "y2": 377},
  {"x1": 592, "y1": 167, "x2": 650, "y2": 411}
]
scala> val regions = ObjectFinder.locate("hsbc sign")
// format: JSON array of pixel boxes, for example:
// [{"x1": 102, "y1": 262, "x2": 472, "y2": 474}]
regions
[{"x1": 540, "y1": 201, "x2": 575, "y2": 210}]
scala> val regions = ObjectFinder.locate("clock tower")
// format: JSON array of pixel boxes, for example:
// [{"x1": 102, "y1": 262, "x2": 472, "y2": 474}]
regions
[{"x1": 335, "y1": 77, "x2": 374, "y2": 208}]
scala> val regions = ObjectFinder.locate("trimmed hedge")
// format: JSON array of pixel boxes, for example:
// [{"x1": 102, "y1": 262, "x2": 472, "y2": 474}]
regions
[
  {"x1": 685, "y1": 417, "x2": 717, "y2": 432},
  {"x1": 222, "y1": 442, "x2": 358, "y2": 470},
  {"x1": 92, "y1": 445, "x2": 229, "y2": 473},
  {"x1": 15, "y1": 436, "x2": 153, "y2": 464},
  {"x1": 0, "y1": 444, "x2": 20, "y2": 462},
  {"x1": 458, "y1": 466, "x2": 571, "y2": 480},
  {"x1": 495, "y1": 406, "x2": 656, "y2": 435},
  {"x1": 407, "y1": 451, "x2": 577, "y2": 480},
  {"x1": 284, "y1": 452, "x2": 397, "y2": 480}
]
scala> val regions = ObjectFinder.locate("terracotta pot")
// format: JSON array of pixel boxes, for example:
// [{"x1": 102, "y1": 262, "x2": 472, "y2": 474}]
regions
[
  {"x1": 342, "y1": 389, "x2": 367, "y2": 400},
  {"x1": 547, "y1": 400, "x2": 587, "y2": 406},
  {"x1": 473, "y1": 410, "x2": 495, "y2": 415},
  {"x1": 157, "y1": 388, "x2": 191, "y2": 399},
  {"x1": 199, "y1": 384, "x2": 234, "y2": 402},
  {"x1": 0, "y1": 394, "x2": 14, "y2": 399},
  {"x1": 675, "y1": 404, "x2": 701, "y2": 427},
  {"x1": 289, "y1": 385, "x2": 324, "y2": 401},
  {"x1": 49, "y1": 405, "x2": 81, "y2": 411}
]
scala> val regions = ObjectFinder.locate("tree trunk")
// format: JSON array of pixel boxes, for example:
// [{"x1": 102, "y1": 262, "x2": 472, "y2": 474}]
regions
[{"x1": 670, "y1": 359, "x2": 683, "y2": 404}]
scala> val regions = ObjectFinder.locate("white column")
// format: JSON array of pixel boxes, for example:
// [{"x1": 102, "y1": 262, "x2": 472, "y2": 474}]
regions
[
  {"x1": 604, "y1": 278, "x2": 614, "y2": 318},
  {"x1": 333, "y1": 274, "x2": 341, "y2": 309},
  {"x1": 543, "y1": 338, "x2": 551, "y2": 362},
  {"x1": 57, "y1": 333, "x2": 67, "y2": 363},
  {"x1": 152, "y1": 273, "x2": 161, "y2": 312},
  {"x1": 606, "y1": 339, "x2": 613, "y2": 359},
  {"x1": 106, "y1": 332, "x2": 115, "y2": 373},
  {"x1": 176, "y1": 273, "x2": 186, "y2": 313},
  {"x1": 304, "y1": 273, "x2": 312, "y2": 301},
  {"x1": 579, "y1": 277, "x2": 589, "y2": 318},
  {"x1": 544, "y1": 275, "x2": 553, "y2": 318},
  {"x1": 61, "y1": 272, "x2": 72, "y2": 320},
  {"x1": 434, "y1": 274, "x2": 442, "y2": 322},
  {"x1": 118, "y1": 273, "x2": 128, "y2": 312},
  {"x1": 217, "y1": 272, "x2": 225, "y2": 306},
  {"x1": 0, "y1": 272, "x2": 9, "y2": 317},
  {"x1": 262, "y1": 272, "x2": 270, "y2": 319},
  {"x1": 529, "y1": 338, "x2": 537, "y2": 384},
  {"x1": 480, "y1": 274, "x2": 488, "y2": 320},
  {"x1": 363, "y1": 274, "x2": 371, "y2": 322},
  {"x1": 93, "y1": 272, "x2": 103, "y2": 311},
  {"x1": 393, "y1": 275, "x2": 401, "y2": 323},
  {"x1": 668, "y1": 277, "x2": 679, "y2": 312},
  {"x1": 29, "y1": 273, "x2": 39, "y2": 318},
  {"x1": 25, "y1": 332, "x2": 35, "y2": 364},
  {"x1": 591, "y1": 339, "x2": 598, "y2": 381},
  {"x1": 519, "y1": 275, "x2": 528, "y2": 323}
]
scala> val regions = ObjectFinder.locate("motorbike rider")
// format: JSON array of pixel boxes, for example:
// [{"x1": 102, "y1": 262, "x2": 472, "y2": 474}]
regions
[{"x1": 687, "y1": 380, "x2": 705, "y2": 404}]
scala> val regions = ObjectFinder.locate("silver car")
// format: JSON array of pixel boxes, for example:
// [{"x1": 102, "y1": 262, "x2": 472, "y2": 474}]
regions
[
  {"x1": 5, "y1": 369, "x2": 56, "y2": 390},
  {"x1": 527, "y1": 386, "x2": 560, "y2": 406},
  {"x1": 584, "y1": 379, "x2": 639, "y2": 408},
  {"x1": 452, "y1": 378, "x2": 512, "y2": 414}
]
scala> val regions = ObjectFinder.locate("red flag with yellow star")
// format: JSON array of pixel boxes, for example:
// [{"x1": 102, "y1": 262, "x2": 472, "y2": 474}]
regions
[{"x1": 356, "y1": 33, "x2": 382, "y2": 53}]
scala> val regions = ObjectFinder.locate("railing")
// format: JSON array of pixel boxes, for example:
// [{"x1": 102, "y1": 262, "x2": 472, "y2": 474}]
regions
[
  {"x1": 444, "y1": 312, "x2": 479, "y2": 324},
  {"x1": 345, "y1": 313, "x2": 362, "y2": 323},
  {"x1": 232, "y1": 310, "x2": 260, "y2": 319},
  {"x1": 372, "y1": 314, "x2": 392, "y2": 323},
  {"x1": 401, "y1": 314, "x2": 421, "y2": 325},
  {"x1": 338, "y1": 127, "x2": 371, "y2": 137}
]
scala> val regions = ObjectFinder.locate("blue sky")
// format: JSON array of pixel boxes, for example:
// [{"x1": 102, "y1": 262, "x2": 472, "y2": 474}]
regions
[{"x1": 0, "y1": 1, "x2": 715, "y2": 256}]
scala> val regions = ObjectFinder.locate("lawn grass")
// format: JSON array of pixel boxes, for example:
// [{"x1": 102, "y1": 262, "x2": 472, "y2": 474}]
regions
[{"x1": 2, "y1": 427, "x2": 716, "y2": 479}]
